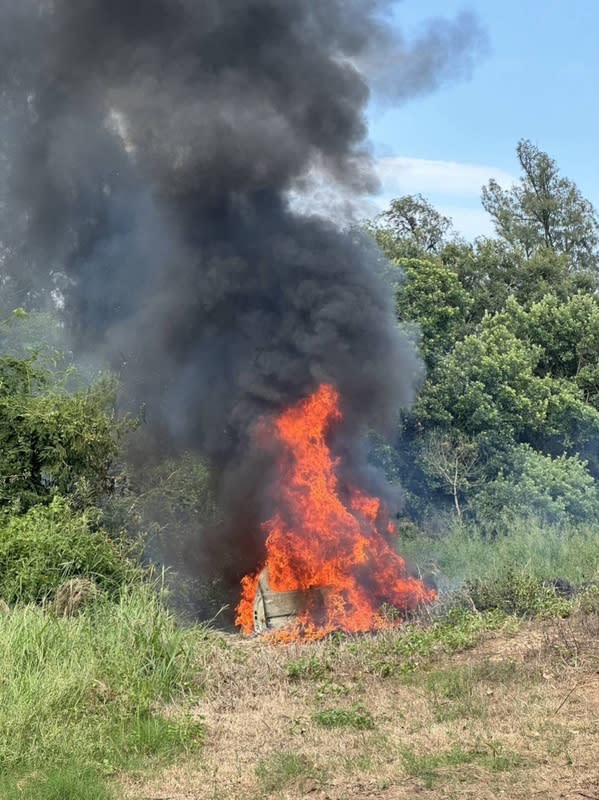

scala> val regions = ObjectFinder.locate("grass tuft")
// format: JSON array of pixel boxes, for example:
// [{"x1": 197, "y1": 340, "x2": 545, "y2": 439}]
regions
[
  {"x1": 313, "y1": 705, "x2": 375, "y2": 730},
  {"x1": 0, "y1": 766, "x2": 114, "y2": 800},
  {"x1": 255, "y1": 751, "x2": 320, "y2": 793}
]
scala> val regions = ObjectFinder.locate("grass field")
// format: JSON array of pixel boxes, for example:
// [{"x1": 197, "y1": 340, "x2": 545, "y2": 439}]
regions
[
  {"x1": 122, "y1": 602, "x2": 599, "y2": 800},
  {"x1": 1, "y1": 521, "x2": 598, "y2": 799}
]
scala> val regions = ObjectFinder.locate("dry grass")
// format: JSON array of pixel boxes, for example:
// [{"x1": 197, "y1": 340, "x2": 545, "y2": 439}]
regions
[{"x1": 121, "y1": 612, "x2": 599, "y2": 800}]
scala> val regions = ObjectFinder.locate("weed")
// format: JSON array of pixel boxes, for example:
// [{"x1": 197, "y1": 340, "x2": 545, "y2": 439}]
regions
[
  {"x1": 424, "y1": 668, "x2": 485, "y2": 722},
  {"x1": 469, "y1": 659, "x2": 520, "y2": 684},
  {"x1": 313, "y1": 706, "x2": 375, "y2": 730},
  {"x1": 315, "y1": 680, "x2": 352, "y2": 701},
  {"x1": 255, "y1": 751, "x2": 320, "y2": 793},
  {"x1": 0, "y1": 765, "x2": 114, "y2": 800},
  {"x1": 578, "y1": 583, "x2": 599, "y2": 614},
  {"x1": 353, "y1": 607, "x2": 511, "y2": 677},
  {"x1": 400, "y1": 746, "x2": 479, "y2": 789},
  {"x1": 480, "y1": 740, "x2": 523, "y2": 772},
  {"x1": 286, "y1": 653, "x2": 329, "y2": 681},
  {"x1": 112, "y1": 710, "x2": 204, "y2": 765},
  {"x1": 400, "y1": 742, "x2": 521, "y2": 789},
  {"x1": 467, "y1": 570, "x2": 574, "y2": 617}
]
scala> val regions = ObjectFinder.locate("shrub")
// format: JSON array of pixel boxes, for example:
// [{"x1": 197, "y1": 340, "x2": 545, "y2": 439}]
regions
[
  {"x1": 0, "y1": 497, "x2": 137, "y2": 604},
  {"x1": 466, "y1": 570, "x2": 573, "y2": 617}
]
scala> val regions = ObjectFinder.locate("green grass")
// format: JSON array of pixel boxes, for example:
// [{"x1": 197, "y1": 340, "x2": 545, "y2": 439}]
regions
[
  {"x1": 313, "y1": 706, "x2": 375, "y2": 730},
  {"x1": 0, "y1": 583, "x2": 205, "y2": 789},
  {"x1": 0, "y1": 766, "x2": 115, "y2": 800},
  {"x1": 400, "y1": 743, "x2": 522, "y2": 789},
  {"x1": 401, "y1": 518, "x2": 599, "y2": 589},
  {"x1": 423, "y1": 667, "x2": 486, "y2": 723},
  {"x1": 255, "y1": 751, "x2": 320, "y2": 793}
]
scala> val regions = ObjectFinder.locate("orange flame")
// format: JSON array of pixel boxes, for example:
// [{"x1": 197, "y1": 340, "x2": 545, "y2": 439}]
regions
[{"x1": 235, "y1": 383, "x2": 435, "y2": 638}]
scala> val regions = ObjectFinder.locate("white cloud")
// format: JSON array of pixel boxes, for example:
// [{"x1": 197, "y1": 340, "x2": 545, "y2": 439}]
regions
[
  {"x1": 287, "y1": 156, "x2": 514, "y2": 239},
  {"x1": 376, "y1": 156, "x2": 516, "y2": 197},
  {"x1": 371, "y1": 156, "x2": 517, "y2": 238}
]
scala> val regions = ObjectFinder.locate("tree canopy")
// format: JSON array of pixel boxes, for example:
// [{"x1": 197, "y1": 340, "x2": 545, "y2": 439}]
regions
[{"x1": 371, "y1": 140, "x2": 599, "y2": 526}]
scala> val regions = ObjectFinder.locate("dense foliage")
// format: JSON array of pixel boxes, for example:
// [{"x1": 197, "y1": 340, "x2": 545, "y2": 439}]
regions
[
  {"x1": 371, "y1": 140, "x2": 599, "y2": 528},
  {"x1": 0, "y1": 497, "x2": 136, "y2": 604}
]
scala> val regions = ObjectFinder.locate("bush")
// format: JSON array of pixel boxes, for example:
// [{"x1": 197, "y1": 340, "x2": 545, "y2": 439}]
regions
[
  {"x1": 466, "y1": 570, "x2": 573, "y2": 617},
  {"x1": 0, "y1": 350, "x2": 127, "y2": 512},
  {"x1": 0, "y1": 497, "x2": 137, "y2": 604},
  {"x1": 472, "y1": 445, "x2": 599, "y2": 526}
]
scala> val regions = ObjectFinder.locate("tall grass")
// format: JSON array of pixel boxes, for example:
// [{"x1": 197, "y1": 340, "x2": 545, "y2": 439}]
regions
[
  {"x1": 0, "y1": 583, "x2": 205, "y2": 794},
  {"x1": 400, "y1": 517, "x2": 599, "y2": 588}
]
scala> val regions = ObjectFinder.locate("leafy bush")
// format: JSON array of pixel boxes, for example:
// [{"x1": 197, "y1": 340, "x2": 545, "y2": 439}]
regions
[
  {"x1": 473, "y1": 445, "x2": 599, "y2": 526},
  {"x1": 0, "y1": 497, "x2": 136, "y2": 604},
  {"x1": 0, "y1": 353, "x2": 126, "y2": 512},
  {"x1": 466, "y1": 570, "x2": 573, "y2": 618}
]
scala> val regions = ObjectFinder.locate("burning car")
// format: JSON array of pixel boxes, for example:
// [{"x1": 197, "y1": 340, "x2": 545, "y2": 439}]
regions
[{"x1": 252, "y1": 568, "x2": 327, "y2": 633}]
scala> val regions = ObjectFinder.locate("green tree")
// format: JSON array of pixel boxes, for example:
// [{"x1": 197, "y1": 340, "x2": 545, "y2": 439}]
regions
[
  {"x1": 416, "y1": 319, "x2": 549, "y2": 450},
  {"x1": 482, "y1": 139, "x2": 599, "y2": 275},
  {"x1": 517, "y1": 294, "x2": 599, "y2": 408},
  {"x1": 395, "y1": 258, "x2": 472, "y2": 368},
  {"x1": 473, "y1": 445, "x2": 599, "y2": 526},
  {"x1": 444, "y1": 239, "x2": 588, "y2": 320},
  {"x1": 372, "y1": 194, "x2": 455, "y2": 259},
  {"x1": 0, "y1": 354, "x2": 124, "y2": 511},
  {"x1": 415, "y1": 315, "x2": 599, "y2": 461}
]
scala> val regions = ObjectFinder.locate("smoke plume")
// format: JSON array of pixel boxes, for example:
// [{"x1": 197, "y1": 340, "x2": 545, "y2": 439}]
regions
[{"x1": 0, "y1": 2, "x2": 484, "y2": 598}]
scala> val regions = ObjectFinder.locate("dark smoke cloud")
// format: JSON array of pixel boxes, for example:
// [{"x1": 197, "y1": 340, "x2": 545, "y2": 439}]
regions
[{"x1": 0, "y1": 1, "x2": 485, "y2": 595}]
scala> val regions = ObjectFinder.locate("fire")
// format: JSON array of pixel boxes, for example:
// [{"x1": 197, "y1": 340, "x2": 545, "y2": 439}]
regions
[{"x1": 235, "y1": 383, "x2": 435, "y2": 638}]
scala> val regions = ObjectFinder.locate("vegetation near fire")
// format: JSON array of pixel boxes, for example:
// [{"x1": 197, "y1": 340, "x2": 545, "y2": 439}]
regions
[{"x1": 1, "y1": 140, "x2": 598, "y2": 798}]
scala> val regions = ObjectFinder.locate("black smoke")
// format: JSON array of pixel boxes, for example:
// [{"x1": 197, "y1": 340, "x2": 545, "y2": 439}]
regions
[{"x1": 0, "y1": 1, "x2": 485, "y2": 601}]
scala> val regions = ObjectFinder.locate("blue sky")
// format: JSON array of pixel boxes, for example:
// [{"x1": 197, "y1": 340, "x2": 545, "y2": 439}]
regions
[{"x1": 368, "y1": 0, "x2": 599, "y2": 239}]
